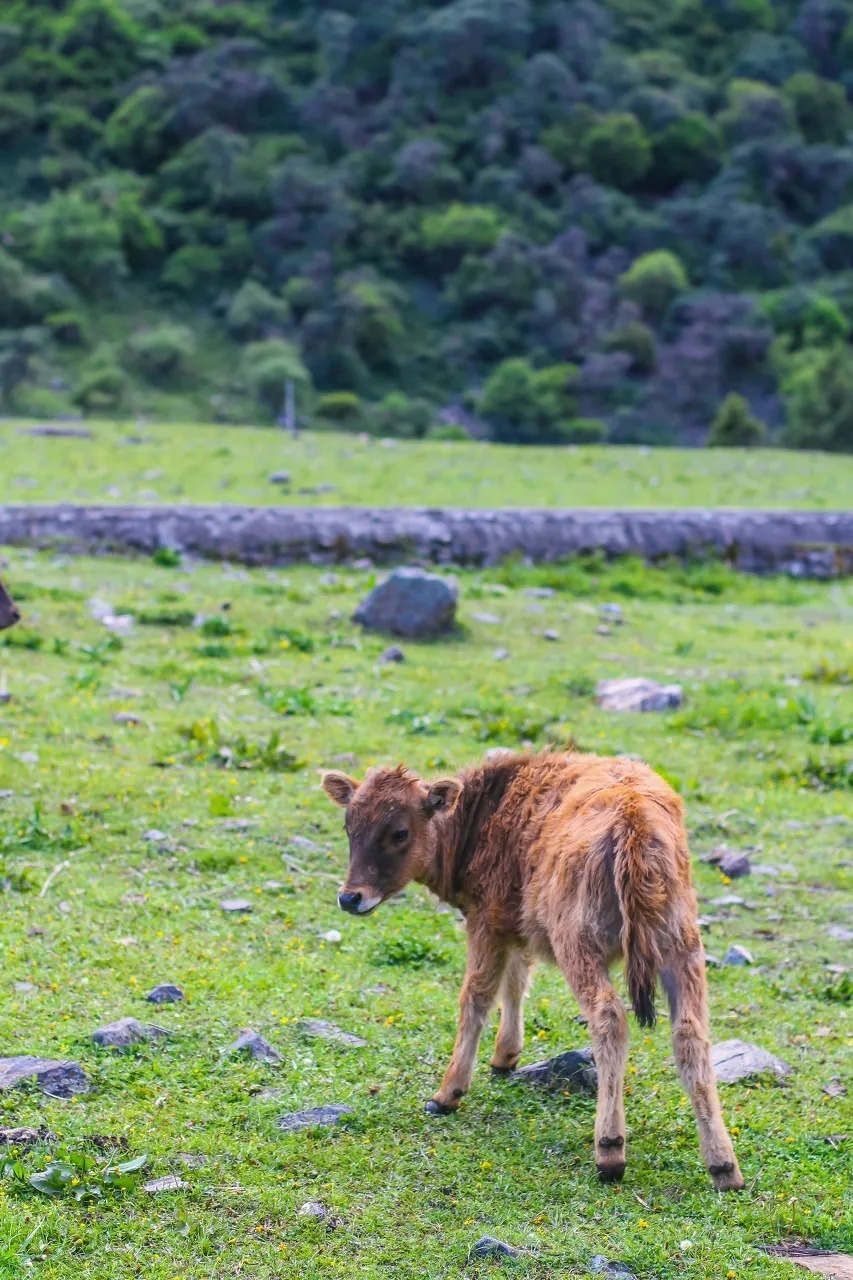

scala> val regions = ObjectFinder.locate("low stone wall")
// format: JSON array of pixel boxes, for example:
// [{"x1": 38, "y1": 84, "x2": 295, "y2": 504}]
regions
[{"x1": 1, "y1": 504, "x2": 851, "y2": 577}]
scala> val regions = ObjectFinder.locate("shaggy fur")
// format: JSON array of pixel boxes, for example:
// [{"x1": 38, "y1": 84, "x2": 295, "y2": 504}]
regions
[{"x1": 323, "y1": 750, "x2": 744, "y2": 1191}]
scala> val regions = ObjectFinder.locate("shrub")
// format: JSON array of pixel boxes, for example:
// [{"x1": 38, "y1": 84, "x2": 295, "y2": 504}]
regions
[
  {"x1": 563, "y1": 418, "x2": 608, "y2": 443},
  {"x1": 373, "y1": 392, "x2": 434, "y2": 438},
  {"x1": 48, "y1": 105, "x2": 103, "y2": 152},
  {"x1": 604, "y1": 321, "x2": 657, "y2": 373},
  {"x1": 783, "y1": 345, "x2": 853, "y2": 452},
  {"x1": 45, "y1": 310, "x2": 88, "y2": 346},
  {"x1": 809, "y1": 205, "x2": 853, "y2": 271},
  {"x1": 104, "y1": 86, "x2": 172, "y2": 171},
  {"x1": 227, "y1": 280, "x2": 291, "y2": 340},
  {"x1": 582, "y1": 113, "x2": 652, "y2": 191},
  {"x1": 316, "y1": 391, "x2": 365, "y2": 424},
  {"x1": 73, "y1": 346, "x2": 127, "y2": 413},
  {"x1": 708, "y1": 393, "x2": 767, "y2": 446},
  {"x1": 619, "y1": 250, "x2": 688, "y2": 317},
  {"x1": 33, "y1": 190, "x2": 126, "y2": 296},
  {"x1": 427, "y1": 422, "x2": 469, "y2": 441},
  {"x1": 242, "y1": 339, "x2": 312, "y2": 417},
  {"x1": 479, "y1": 358, "x2": 580, "y2": 445},
  {"x1": 125, "y1": 324, "x2": 195, "y2": 382},
  {"x1": 0, "y1": 248, "x2": 65, "y2": 328},
  {"x1": 783, "y1": 71, "x2": 848, "y2": 144},
  {"x1": 0, "y1": 91, "x2": 37, "y2": 146}
]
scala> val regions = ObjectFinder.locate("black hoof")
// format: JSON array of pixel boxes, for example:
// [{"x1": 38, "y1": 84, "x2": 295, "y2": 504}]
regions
[
  {"x1": 424, "y1": 1099, "x2": 456, "y2": 1116},
  {"x1": 490, "y1": 1064, "x2": 515, "y2": 1076},
  {"x1": 596, "y1": 1163, "x2": 626, "y2": 1184}
]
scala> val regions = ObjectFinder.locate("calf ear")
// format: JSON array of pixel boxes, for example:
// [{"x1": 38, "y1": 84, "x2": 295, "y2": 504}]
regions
[
  {"x1": 322, "y1": 771, "x2": 359, "y2": 807},
  {"x1": 423, "y1": 778, "x2": 463, "y2": 815}
]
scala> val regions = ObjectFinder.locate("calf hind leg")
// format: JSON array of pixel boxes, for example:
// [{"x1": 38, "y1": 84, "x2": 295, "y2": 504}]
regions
[
  {"x1": 426, "y1": 931, "x2": 507, "y2": 1115},
  {"x1": 662, "y1": 945, "x2": 744, "y2": 1192},
  {"x1": 491, "y1": 950, "x2": 533, "y2": 1074},
  {"x1": 557, "y1": 946, "x2": 629, "y2": 1182}
]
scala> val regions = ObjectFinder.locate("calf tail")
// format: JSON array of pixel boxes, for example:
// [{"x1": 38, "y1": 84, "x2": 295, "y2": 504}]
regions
[{"x1": 611, "y1": 794, "x2": 668, "y2": 1029}]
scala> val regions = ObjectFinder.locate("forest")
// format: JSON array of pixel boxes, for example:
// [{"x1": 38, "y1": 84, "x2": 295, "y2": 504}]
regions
[{"x1": 2, "y1": 0, "x2": 853, "y2": 448}]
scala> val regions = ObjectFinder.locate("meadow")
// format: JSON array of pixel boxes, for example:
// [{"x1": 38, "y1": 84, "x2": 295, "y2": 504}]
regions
[
  {"x1": 0, "y1": 545, "x2": 849, "y2": 1279},
  {"x1": 3, "y1": 421, "x2": 853, "y2": 509}
]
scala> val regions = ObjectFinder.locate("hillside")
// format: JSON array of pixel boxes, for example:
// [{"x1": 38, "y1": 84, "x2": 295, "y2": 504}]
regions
[{"x1": 2, "y1": 0, "x2": 853, "y2": 449}]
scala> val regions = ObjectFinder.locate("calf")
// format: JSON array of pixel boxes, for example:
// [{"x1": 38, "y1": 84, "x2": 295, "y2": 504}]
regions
[
  {"x1": 322, "y1": 750, "x2": 743, "y2": 1191},
  {"x1": 0, "y1": 576, "x2": 20, "y2": 632}
]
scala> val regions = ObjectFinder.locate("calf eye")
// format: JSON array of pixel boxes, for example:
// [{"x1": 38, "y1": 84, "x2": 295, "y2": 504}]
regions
[{"x1": 391, "y1": 828, "x2": 409, "y2": 845}]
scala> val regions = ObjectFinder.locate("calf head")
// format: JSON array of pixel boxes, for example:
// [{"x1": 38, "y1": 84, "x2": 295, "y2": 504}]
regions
[
  {"x1": 0, "y1": 578, "x2": 20, "y2": 632},
  {"x1": 322, "y1": 765, "x2": 462, "y2": 915}
]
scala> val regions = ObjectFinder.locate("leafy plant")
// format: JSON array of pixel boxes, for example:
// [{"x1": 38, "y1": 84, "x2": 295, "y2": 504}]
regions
[{"x1": 2, "y1": 1149, "x2": 148, "y2": 1202}]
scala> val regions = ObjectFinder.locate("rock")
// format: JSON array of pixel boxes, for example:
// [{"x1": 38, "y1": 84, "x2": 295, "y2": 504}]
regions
[
  {"x1": 590, "y1": 1257, "x2": 637, "y2": 1277},
  {"x1": 352, "y1": 567, "x2": 458, "y2": 638},
  {"x1": 298, "y1": 1200, "x2": 343, "y2": 1228},
  {"x1": 712, "y1": 1039, "x2": 791, "y2": 1084},
  {"x1": 543, "y1": 629, "x2": 560, "y2": 641},
  {"x1": 13, "y1": 981, "x2": 37, "y2": 993},
  {"x1": 300, "y1": 1019, "x2": 366, "y2": 1048},
  {"x1": 827, "y1": 925, "x2": 853, "y2": 943},
  {"x1": 378, "y1": 645, "x2": 405, "y2": 664},
  {"x1": 472, "y1": 611, "x2": 501, "y2": 625},
  {"x1": 220, "y1": 898, "x2": 253, "y2": 913},
  {"x1": 493, "y1": 648, "x2": 511, "y2": 660},
  {"x1": 599, "y1": 603, "x2": 624, "y2": 622},
  {"x1": 723, "y1": 944, "x2": 753, "y2": 966},
  {"x1": 0, "y1": 1056, "x2": 90, "y2": 1097},
  {"x1": 469, "y1": 1236, "x2": 520, "y2": 1260},
  {"x1": 113, "y1": 712, "x2": 142, "y2": 726},
  {"x1": 92, "y1": 1017, "x2": 167, "y2": 1048},
  {"x1": 822, "y1": 1077, "x2": 847, "y2": 1098},
  {"x1": 145, "y1": 984, "x2": 184, "y2": 1005},
  {"x1": 143, "y1": 829, "x2": 167, "y2": 843},
  {"x1": 523, "y1": 587, "x2": 555, "y2": 598},
  {"x1": 0, "y1": 1126, "x2": 55, "y2": 1147},
  {"x1": 0, "y1": 578, "x2": 20, "y2": 631},
  {"x1": 512, "y1": 1048, "x2": 597, "y2": 1093},
  {"x1": 277, "y1": 1104, "x2": 354, "y2": 1133},
  {"x1": 220, "y1": 818, "x2": 256, "y2": 832},
  {"x1": 289, "y1": 835, "x2": 318, "y2": 852},
  {"x1": 144, "y1": 1175, "x2": 188, "y2": 1193},
  {"x1": 719, "y1": 851, "x2": 751, "y2": 879},
  {"x1": 711, "y1": 895, "x2": 746, "y2": 908},
  {"x1": 226, "y1": 1030, "x2": 283, "y2": 1064},
  {"x1": 320, "y1": 930, "x2": 342, "y2": 944},
  {"x1": 26, "y1": 424, "x2": 92, "y2": 439},
  {"x1": 596, "y1": 677, "x2": 683, "y2": 712},
  {"x1": 596, "y1": 624, "x2": 612, "y2": 636},
  {"x1": 269, "y1": 471, "x2": 291, "y2": 486},
  {"x1": 485, "y1": 747, "x2": 513, "y2": 760},
  {"x1": 177, "y1": 1152, "x2": 207, "y2": 1168}
]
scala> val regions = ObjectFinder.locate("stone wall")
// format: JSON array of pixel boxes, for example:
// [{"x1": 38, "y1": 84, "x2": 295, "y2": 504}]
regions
[{"x1": 1, "y1": 504, "x2": 851, "y2": 577}]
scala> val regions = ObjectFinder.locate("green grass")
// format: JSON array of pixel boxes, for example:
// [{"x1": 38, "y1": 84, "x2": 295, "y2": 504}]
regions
[
  {"x1": 0, "y1": 550, "x2": 850, "y2": 1278},
  {"x1": 3, "y1": 419, "x2": 853, "y2": 508}
]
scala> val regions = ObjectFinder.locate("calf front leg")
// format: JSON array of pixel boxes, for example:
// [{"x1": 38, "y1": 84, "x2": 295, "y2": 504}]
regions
[
  {"x1": 425, "y1": 929, "x2": 506, "y2": 1115},
  {"x1": 490, "y1": 949, "x2": 533, "y2": 1073}
]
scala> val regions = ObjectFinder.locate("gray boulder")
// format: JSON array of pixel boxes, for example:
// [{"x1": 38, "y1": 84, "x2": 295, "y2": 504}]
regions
[
  {"x1": 597, "y1": 677, "x2": 683, "y2": 712},
  {"x1": 0, "y1": 1056, "x2": 90, "y2": 1097},
  {"x1": 712, "y1": 1039, "x2": 791, "y2": 1083},
  {"x1": 92, "y1": 1017, "x2": 167, "y2": 1048},
  {"x1": 512, "y1": 1048, "x2": 597, "y2": 1093},
  {"x1": 277, "y1": 1104, "x2": 354, "y2": 1133},
  {"x1": 226, "y1": 1029, "x2": 283, "y2": 1064},
  {"x1": 145, "y1": 983, "x2": 185, "y2": 1004},
  {"x1": 353, "y1": 568, "x2": 457, "y2": 638}
]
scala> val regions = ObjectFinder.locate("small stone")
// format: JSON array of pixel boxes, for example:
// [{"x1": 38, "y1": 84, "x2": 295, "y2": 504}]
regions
[
  {"x1": 269, "y1": 471, "x2": 291, "y2": 486},
  {"x1": 596, "y1": 677, "x2": 683, "y2": 713},
  {"x1": 92, "y1": 1017, "x2": 167, "y2": 1048},
  {"x1": 827, "y1": 925, "x2": 853, "y2": 943},
  {"x1": 512, "y1": 1048, "x2": 597, "y2": 1093},
  {"x1": 710, "y1": 895, "x2": 746, "y2": 908},
  {"x1": 276, "y1": 1104, "x2": 354, "y2": 1133},
  {"x1": 113, "y1": 712, "x2": 142, "y2": 726},
  {"x1": 492, "y1": 648, "x2": 511, "y2": 660},
  {"x1": 590, "y1": 1257, "x2": 637, "y2": 1277},
  {"x1": 143, "y1": 829, "x2": 167, "y2": 843},
  {"x1": 220, "y1": 898, "x2": 253, "y2": 913},
  {"x1": 320, "y1": 930, "x2": 342, "y2": 944},
  {"x1": 177, "y1": 1152, "x2": 207, "y2": 1168},
  {"x1": 144, "y1": 1175, "x2": 188, "y2": 1193},
  {"x1": 0, "y1": 1056, "x2": 90, "y2": 1097},
  {"x1": 724, "y1": 944, "x2": 753, "y2": 966},
  {"x1": 485, "y1": 747, "x2": 513, "y2": 760},
  {"x1": 522, "y1": 587, "x2": 554, "y2": 598},
  {"x1": 297, "y1": 1200, "x2": 342, "y2": 1228},
  {"x1": 469, "y1": 1237, "x2": 520, "y2": 1260},
  {"x1": 712, "y1": 1039, "x2": 791, "y2": 1084},
  {"x1": 599, "y1": 603, "x2": 624, "y2": 622},
  {"x1": 13, "y1": 981, "x2": 37, "y2": 994},
  {"x1": 0, "y1": 1126, "x2": 54, "y2": 1147},
  {"x1": 145, "y1": 984, "x2": 184, "y2": 1004},
  {"x1": 822, "y1": 1077, "x2": 846, "y2": 1098},
  {"x1": 719, "y1": 851, "x2": 751, "y2": 879},
  {"x1": 378, "y1": 646, "x2": 405, "y2": 664},
  {"x1": 543, "y1": 629, "x2": 560, "y2": 641},
  {"x1": 472, "y1": 612, "x2": 501, "y2": 625},
  {"x1": 289, "y1": 836, "x2": 318, "y2": 852},
  {"x1": 596, "y1": 624, "x2": 612, "y2": 636},
  {"x1": 353, "y1": 567, "x2": 457, "y2": 638},
  {"x1": 226, "y1": 1030, "x2": 283, "y2": 1064},
  {"x1": 300, "y1": 1019, "x2": 366, "y2": 1048}
]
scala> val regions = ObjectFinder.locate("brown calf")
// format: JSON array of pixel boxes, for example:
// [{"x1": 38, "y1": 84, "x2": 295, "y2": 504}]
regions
[
  {"x1": 0, "y1": 576, "x2": 20, "y2": 632},
  {"x1": 322, "y1": 750, "x2": 743, "y2": 1191}
]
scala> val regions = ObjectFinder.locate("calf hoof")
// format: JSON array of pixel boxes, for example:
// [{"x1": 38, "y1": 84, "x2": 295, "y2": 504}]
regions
[
  {"x1": 597, "y1": 1137, "x2": 626, "y2": 1183},
  {"x1": 709, "y1": 1162, "x2": 745, "y2": 1192},
  {"x1": 424, "y1": 1098, "x2": 459, "y2": 1116},
  {"x1": 596, "y1": 1160, "x2": 626, "y2": 1184},
  {"x1": 490, "y1": 1053, "x2": 521, "y2": 1075}
]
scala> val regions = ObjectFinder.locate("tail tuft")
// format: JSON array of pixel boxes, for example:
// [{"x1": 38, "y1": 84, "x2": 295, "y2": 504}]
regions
[
  {"x1": 629, "y1": 968, "x2": 657, "y2": 1029},
  {"x1": 612, "y1": 792, "x2": 667, "y2": 1030}
]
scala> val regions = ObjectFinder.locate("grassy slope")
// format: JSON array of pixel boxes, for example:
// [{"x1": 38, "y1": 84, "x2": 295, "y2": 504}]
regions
[
  {"x1": 0, "y1": 550, "x2": 850, "y2": 1278},
  {"x1": 3, "y1": 421, "x2": 853, "y2": 509}
]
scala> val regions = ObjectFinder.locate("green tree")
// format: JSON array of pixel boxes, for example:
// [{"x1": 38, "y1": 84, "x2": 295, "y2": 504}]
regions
[
  {"x1": 242, "y1": 339, "x2": 312, "y2": 418},
  {"x1": 783, "y1": 346, "x2": 853, "y2": 453},
  {"x1": 479, "y1": 358, "x2": 580, "y2": 444},
  {"x1": 33, "y1": 190, "x2": 126, "y2": 295},
  {"x1": 619, "y1": 250, "x2": 688, "y2": 318},
  {"x1": 708, "y1": 394, "x2": 766, "y2": 446},
  {"x1": 583, "y1": 114, "x2": 652, "y2": 191},
  {"x1": 783, "y1": 72, "x2": 848, "y2": 145}
]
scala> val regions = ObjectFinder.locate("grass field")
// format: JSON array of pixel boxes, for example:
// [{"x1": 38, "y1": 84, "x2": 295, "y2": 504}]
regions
[
  {"x1": 0, "y1": 547, "x2": 850, "y2": 1278},
  {"x1": 3, "y1": 420, "x2": 853, "y2": 508}
]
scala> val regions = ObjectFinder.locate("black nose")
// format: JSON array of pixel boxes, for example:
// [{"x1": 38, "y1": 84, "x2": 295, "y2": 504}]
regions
[{"x1": 338, "y1": 890, "x2": 362, "y2": 913}]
